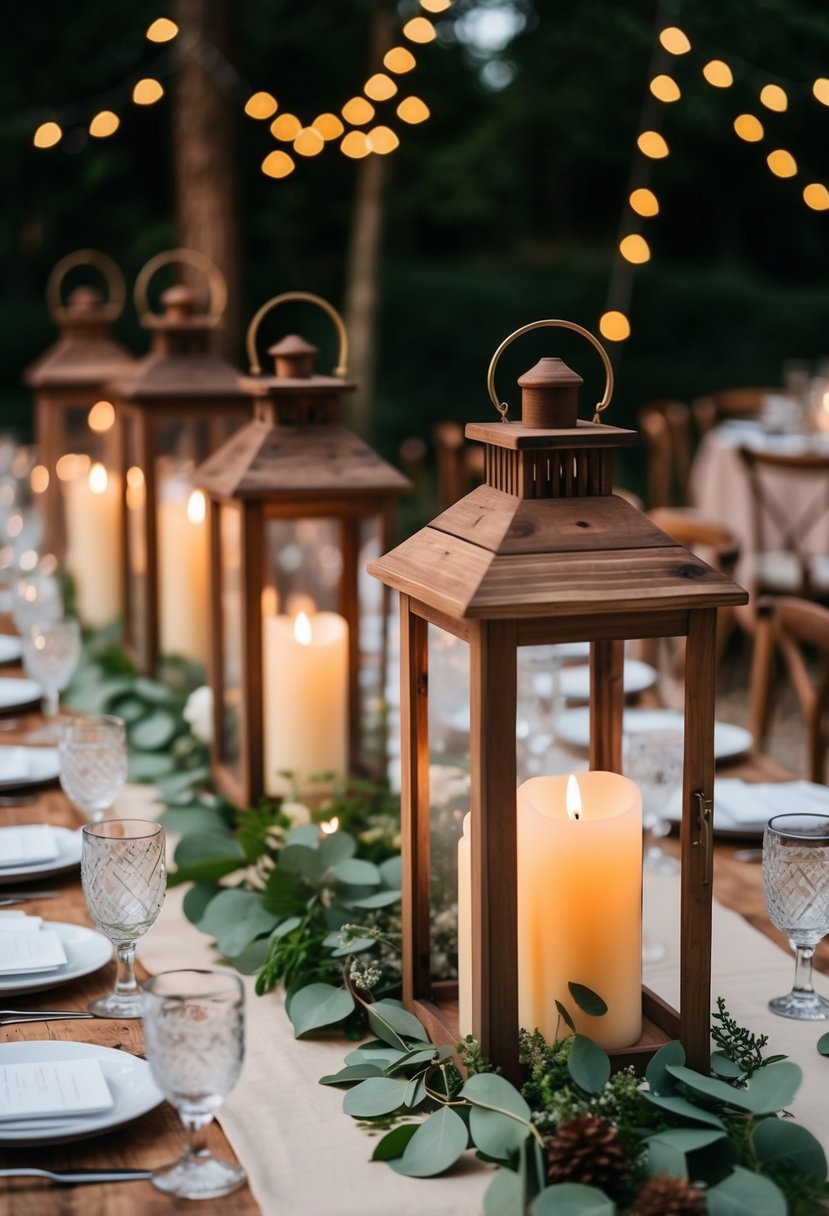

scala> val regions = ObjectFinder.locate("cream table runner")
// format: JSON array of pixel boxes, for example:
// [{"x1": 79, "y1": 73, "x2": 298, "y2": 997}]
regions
[{"x1": 133, "y1": 783, "x2": 829, "y2": 1216}]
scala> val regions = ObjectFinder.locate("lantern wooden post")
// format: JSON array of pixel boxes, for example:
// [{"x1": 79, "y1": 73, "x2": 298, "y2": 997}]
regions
[
  {"x1": 370, "y1": 319, "x2": 748, "y2": 1082},
  {"x1": 198, "y1": 293, "x2": 411, "y2": 808}
]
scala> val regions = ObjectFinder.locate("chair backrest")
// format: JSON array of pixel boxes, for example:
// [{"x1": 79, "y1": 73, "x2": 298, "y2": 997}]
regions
[
  {"x1": 738, "y1": 446, "x2": 829, "y2": 596},
  {"x1": 750, "y1": 596, "x2": 829, "y2": 783},
  {"x1": 638, "y1": 401, "x2": 694, "y2": 508},
  {"x1": 433, "y1": 421, "x2": 484, "y2": 509},
  {"x1": 692, "y1": 387, "x2": 776, "y2": 435}
]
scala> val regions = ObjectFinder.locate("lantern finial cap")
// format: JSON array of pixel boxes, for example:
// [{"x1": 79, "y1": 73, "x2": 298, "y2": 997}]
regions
[
  {"x1": 517, "y1": 357, "x2": 583, "y2": 429},
  {"x1": 267, "y1": 333, "x2": 319, "y2": 379},
  {"x1": 160, "y1": 285, "x2": 198, "y2": 321}
]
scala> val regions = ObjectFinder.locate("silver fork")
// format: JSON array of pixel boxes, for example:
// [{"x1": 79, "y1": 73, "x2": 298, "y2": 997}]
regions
[
  {"x1": 0, "y1": 891, "x2": 60, "y2": 907},
  {"x1": 0, "y1": 1009, "x2": 95, "y2": 1026},
  {"x1": 0, "y1": 1167, "x2": 152, "y2": 1184}
]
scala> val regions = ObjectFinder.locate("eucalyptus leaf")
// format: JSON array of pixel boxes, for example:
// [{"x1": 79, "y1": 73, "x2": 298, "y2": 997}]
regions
[
  {"x1": 484, "y1": 1166, "x2": 524, "y2": 1216},
  {"x1": 371, "y1": 1124, "x2": 419, "y2": 1162},
  {"x1": 166, "y1": 854, "x2": 243, "y2": 886},
  {"x1": 568, "y1": 983, "x2": 608, "y2": 1018},
  {"x1": 379, "y1": 855, "x2": 402, "y2": 888},
  {"x1": 643, "y1": 1092, "x2": 726, "y2": 1129},
  {"x1": 752, "y1": 1116, "x2": 827, "y2": 1182},
  {"x1": 133, "y1": 675, "x2": 176, "y2": 704},
  {"x1": 318, "y1": 832, "x2": 356, "y2": 867},
  {"x1": 160, "y1": 806, "x2": 230, "y2": 837},
  {"x1": 272, "y1": 916, "x2": 302, "y2": 938},
  {"x1": 174, "y1": 831, "x2": 244, "y2": 868},
  {"x1": 199, "y1": 889, "x2": 279, "y2": 957},
  {"x1": 819, "y1": 1032, "x2": 829, "y2": 1056},
  {"x1": 667, "y1": 1062, "x2": 803, "y2": 1115},
  {"x1": 385, "y1": 1045, "x2": 439, "y2": 1073},
  {"x1": 388, "y1": 1106, "x2": 468, "y2": 1177},
  {"x1": 330, "y1": 936, "x2": 376, "y2": 957},
  {"x1": 710, "y1": 1051, "x2": 744, "y2": 1079},
  {"x1": 289, "y1": 983, "x2": 355, "y2": 1038},
  {"x1": 181, "y1": 882, "x2": 218, "y2": 925},
  {"x1": 285, "y1": 823, "x2": 319, "y2": 848},
  {"x1": 706, "y1": 1166, "x2": 787, "y2": 1216},
  {"x1": 156, "y1": 766, "x2": 212, "y2": 798},
  {"x1": 461, "y1": 1073, "x2": 532, "y2": 1124},
  {"x1": 229, "y1": 937, "x2": 273, "y2": 975},
  {"x1": 331, "y1": 858, "x2": 381, "y2": 887},
  {"x1": 262, "y1": 867, "x2": 306, "y2": 916},
  {"x1": 279, "y1": 843, "x2": 322, "y2": 879},
  {"x1": 343, "y1": 889, "x2": 401, "y2": 909},
  {"x1": 404, "y1": 1075, "x2": 426, "y2": 1108},
  {"x1": 344, "y1": 1043, "x2": 404, "y2": 1069},
  {"x1": 130, "y1": 709, "x2": 178, "y2": 751},
  {"x1": 646, "y1": 1040, "x2": 685, "y2": 1096},
  {"x1": 555, "y1": 1000, "x2": 576, "y2": 1034},
  {"x1": 110, "y1": 695, "x2": 147, "y2": 724},
  {"x1": 128, "y1": 751, "x2": 177, "y2": 782},
  {"x1": 531, "y1": 1182, "x2": 617, "y2": 1216},
  {"x1": 319, "y1": 1064, "x2": 385, "y2": 1085},
  {"x1": 469, "y1": 1106, "x2": 530, "y2": 1161},
  {"x1": 342, "y1": 1076, "x2": 410, "y2": 1117},
  {"x1": 568, "y1": 1035, "x2": 611, "y2": 1094},
  {"x1": 366, "y1": 1000, "x2": 428, "y2": 1047},
  {"x1": 646, "y1": 1128, "x2": 726, "y2": 1179}
]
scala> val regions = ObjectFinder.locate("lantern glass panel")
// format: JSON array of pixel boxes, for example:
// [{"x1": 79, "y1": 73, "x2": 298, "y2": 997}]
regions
[
  {"x1": 357, "y1": 516, "x2": 389, "y2": 772},
  {"x1": 123, "y1": 414, "x2": 149, "y2": 663},
  {"x1": 262, "y1": 517, "x2": 341, "y2": 617},
  {"x1": 218, "y1": 503, "x2": 243, "y2": 784},
  {"x1": 58, "y1": 401, "x2": 117, "y2": 468}
]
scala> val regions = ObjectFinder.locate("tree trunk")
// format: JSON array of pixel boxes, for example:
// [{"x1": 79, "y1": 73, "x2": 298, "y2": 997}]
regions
[{"x1": 172, "y1": 0, "x2": 241, "y2": 354}]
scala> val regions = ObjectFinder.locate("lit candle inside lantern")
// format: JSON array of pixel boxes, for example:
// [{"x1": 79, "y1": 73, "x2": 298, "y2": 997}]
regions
[
  {"x1": 63, "y1": 460, "x2": 122, "y2": 628},
  {"x1": 157, "y1": 484, "x2": 209, "y2": 664},
  {"x1": 262, "y1": 607, "x2": 349, "y2": 796},
  {"x1": 458, "y1": 771, "x2": 642, "y2": 1049}
]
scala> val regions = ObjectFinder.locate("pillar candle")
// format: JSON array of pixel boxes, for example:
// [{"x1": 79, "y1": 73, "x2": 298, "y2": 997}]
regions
[
  {"x1": 157, "y1": 483, "x2": 209, "y2": 665},
  {"x1": 457, "y1": 771, "x2": 642, "y2": 1050},
  {"x1": 263, "y1": 610, "x2": 349, "y2": 796},
  {"x1": 63, "y1": 462, "x2": 122, "y2": 628}
]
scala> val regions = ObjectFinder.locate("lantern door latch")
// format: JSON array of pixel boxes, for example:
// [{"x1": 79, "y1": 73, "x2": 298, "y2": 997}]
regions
[{"x1": 692, "y1": 791, "x2": 714, "y2": 885}]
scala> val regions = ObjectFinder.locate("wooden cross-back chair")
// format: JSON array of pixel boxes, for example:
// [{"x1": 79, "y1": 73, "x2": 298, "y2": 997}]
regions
[
  {"x1": 750, "y1": 596, "x2": 829, "y2": 784},
  {"x1": 738, "y1": 446, "x2": 829, "y2": 601},
  {"x1": 638, "y1": 401, "x2": 693, "y2": 508},
  {"x1": 692, "y1": 387, "x2": 776, "y2": 436},
  {"x1": 432, "y1": 420, "x2": 485, "y2": 509}
]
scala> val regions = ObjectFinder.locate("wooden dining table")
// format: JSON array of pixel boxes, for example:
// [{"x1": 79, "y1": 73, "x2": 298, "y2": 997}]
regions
[{"x1": 0, "y1": 708, "x2": 825, "y2": 1214}]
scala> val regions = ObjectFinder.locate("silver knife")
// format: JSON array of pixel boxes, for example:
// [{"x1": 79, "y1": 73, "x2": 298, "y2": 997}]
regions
[{"x1": 0, "y1": 1167, "x2": 153, "y2": 1184}]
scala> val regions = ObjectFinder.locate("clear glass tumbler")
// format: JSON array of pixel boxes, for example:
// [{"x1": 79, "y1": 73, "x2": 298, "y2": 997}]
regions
[
  {"x1": 763, "y1": 813, "x2": 829, "y2": 1020},
  {"x1": 623, "y1": 729, "x2": 684, "y2": 875},
  {"x1": 81, "y1": 819, "x2": 166, "y2": 1018},
  {"x1": 142, "y1": 970, "x2": 246, "y2": 1199},
  {"x1": 59, "y1": 714, "x2": 127, "y2": 822},
  {"x1": 22, "y1": 618, "x2": 82, "y2": 737}
]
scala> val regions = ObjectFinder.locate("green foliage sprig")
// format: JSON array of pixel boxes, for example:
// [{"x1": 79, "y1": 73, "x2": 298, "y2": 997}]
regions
[{"x1": 710, "y1": 996, "x2": 788, "y2": 1083}]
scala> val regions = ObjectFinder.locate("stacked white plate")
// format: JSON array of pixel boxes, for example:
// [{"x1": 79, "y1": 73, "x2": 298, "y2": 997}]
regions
[
  {"x1": 553, "y1": 707, "x2": 753, "y2": 763},
  {"x1": 0, "y1": 824, "x2": 82, "y2": 884},
  {"x1": 0, "y1": 745, "x2": 60, "y2": 792}
]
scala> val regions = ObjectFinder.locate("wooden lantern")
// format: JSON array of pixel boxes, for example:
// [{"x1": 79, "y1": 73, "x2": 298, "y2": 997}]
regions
[
  {"x1": 107, "y1": 249, "x2": 251, "y2": 673},
  {"x1": 23, "y1": 250, "x2": 133, "y2": 562},
  {"x1": 197, "y1": 292, "x2": 411, "y2": 809},
  {"x1": 368, "y1": 319, "x2": 748, "y2": 1083}
]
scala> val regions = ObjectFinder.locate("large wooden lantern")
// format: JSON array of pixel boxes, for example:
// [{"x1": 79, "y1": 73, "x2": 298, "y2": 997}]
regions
[
  {"x1": 23, "y1": 251, "x2": 133, "y2": 620},
  {"x1": 197, "y1": 292, "x2": 411, "y2": 808},
  {"x1": 108, "y1": 249, "x2": 251, "y2": 672},
  {"x1": 368, "y1": 319, "x2": 748, "y2": 1083}
]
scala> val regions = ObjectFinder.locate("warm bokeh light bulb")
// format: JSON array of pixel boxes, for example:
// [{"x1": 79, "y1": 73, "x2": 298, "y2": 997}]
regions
[
  {"x1": 146, "y1": 17, "x2": 178, "y2": 42},
  {"x1": 313, "y1": 113, "x2": 344, "y2": 140},
  {"x1": 397, "y1": 96, "x2": 430, "y2": 124},
  {"x1": 767, "y1": 149, "x2": 797, "y2": 177},
  {"x1": 271, "y1": 113, "x2": 301, "y2": 141},
  {"x1": 364, "y1": 73, "x2": 397, "y2": 101},
  {"x1": 599, "y1": 311, "x2": 631, "y2": 342},
  {"x1": 403, "y1": 16, "x2": 436, "y2": 43},
  {"x1": 637, "y1": 131, "x2": 669, "y2": 158},
  {"x1": 133, "y1": 78, "x2": 164, "y2": 105},
  {"x1": 421, "y1": 0, "x2": 451, "y2": 10},
  {"x1": 630, "y1": 188, "x2": 659, "y2": 217},
  {"x1": 760, "y1": 84, "x2": 788, "y2": 112},
  {"x1": 262, "y1": 150, "x2": 295, "y2": 178},
  {"x1": 619, "y1": 234, "x2": 651, "y2": 264},
  {"x1": 814, "y1": 79, "x2": 829, "y2": 106},
  {"x1": 368, "y1": 126, "x2": 400, "y2": 154},
  {"x1": 89, "y1": 463, "x2": 108, "y2": 494},
  {"x1": 650, "y1": 75, "x2": 680, "y2": 103},
  {"x1": 702, "y1": 60, "x2": 733, "y2": 87},
  {"x1": 33, "y1": 122, "x2": 62, "y2": 148},
  {"x1": 88, "y1": 400, "x2": 115, "y2": 433},
  {"x1": 341, "y1": 131, "x2": 371, "y2": 159},
  {"x1": 342, "y1": 97, "x2": 375, "y2": 125},
  {"x1": 89, "y1": 111, "x2": 120, "y2": 138},
  {"x1": 384, "y1": 46, "x2": 416, "y2": 74},
  {"x1": 245, "y1": 92, "x2": 278, "y2": 120},
  {"x1": 804, "y1": 183, "x2": 829, "y2": 211},
  {"x1": 734, "y1": 114, "x2": 764, "y2": 142},
  {"x1": 294, "y1": 128, "x2": 324, "y2": 157},
  {"x1": 30, "y1": 465, "x2": 49, "y2": 494},
  {"x1": 659, "y1": 27, "x2": 691, "y2": 54}
]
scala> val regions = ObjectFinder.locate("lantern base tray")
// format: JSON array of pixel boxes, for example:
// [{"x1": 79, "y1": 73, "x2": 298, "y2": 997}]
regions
[{"x1": 411, "y1": 983, "x2": 681, "y2": 1077}]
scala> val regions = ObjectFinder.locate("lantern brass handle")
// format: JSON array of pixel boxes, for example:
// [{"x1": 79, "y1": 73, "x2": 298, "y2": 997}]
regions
[
  {"x1": 692, "y1": 791, "x2": 713, "y2": 886},
  {"x1": 245, "y1": 291, "x2": 348, "y2": 376},
  {"x1": 133, "y1": 248, "x2": 228, "y2": 321},
  {"x1": 486, "y1": 319, "x2": 614, "y2": 424},
  {"x1": 46, "y1": 249, "x2": 126, "y2": 319}
]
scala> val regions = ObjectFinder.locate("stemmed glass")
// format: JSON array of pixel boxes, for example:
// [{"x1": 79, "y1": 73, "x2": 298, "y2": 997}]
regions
[
  {"x1": 81, "y1": 819, "x2": 166, "y2": 1018},
  {"x1": 142, "y1": 970, "x2": 246, "y2": 1199},
  {"x1": 22, "y1": 618, "x2": 82, "y2": 739},
  {"x1": 623, "y1": 730, "x2": 684, "y2": 875},
  {"x1": 12, "y1": 573, "x2": 63, "y2": 635},
  {"x1": 60, "y1": 715, "x2": 128, "y2": 822},
  {"x1": 762, "y1": 813, "x2": 829, "y2": 1020}
]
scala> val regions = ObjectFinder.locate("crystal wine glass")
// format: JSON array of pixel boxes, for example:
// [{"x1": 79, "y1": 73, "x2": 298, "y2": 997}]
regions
[
  {"x1": 142, "y1": 970, "x2": 246, "y2": 1199},
  {"x1": 12, "y1": 573, "x2": 63, "y2": 636},
  {"x1": 623, "y1": 729, "x2": 684, "y2": 875},
  {"x1": 762, "y1": 813, "x2": 829, "y2": 1020},
  {"x1": 22, "y1": 618, "x2": 82, "y2": 739},
  {"x1": 60, "y1": 714, "x2": 127, "y2": 822},
  {"x1": 81, "y1": 819, "x2": 166, "y2": 1018}
]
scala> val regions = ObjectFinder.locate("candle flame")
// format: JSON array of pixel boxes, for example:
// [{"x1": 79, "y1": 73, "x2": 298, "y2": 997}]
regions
[
  {"x1": 566, "y1": 774, "x2": 583, "y2": 821},
  {"x1": 187, "y1": 488, "x2": 206, "y2": 524},
  {"x1": 320, "y1": 816, "x2": 340, "y2": 835},
  {"x1": 89, "y1": 462, "x2": 108, "y2": 494},
  {"x1": 294, "y1": 611, "x2": 312, "y2": 645}
]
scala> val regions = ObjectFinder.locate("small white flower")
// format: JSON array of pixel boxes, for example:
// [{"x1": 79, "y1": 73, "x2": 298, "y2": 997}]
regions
[
  {"x1": 183, "y1": 685, "x2": 213, "y2": 744},
  {"x1": 282, "y1": 800, "x2": 311, "y2": 826}
]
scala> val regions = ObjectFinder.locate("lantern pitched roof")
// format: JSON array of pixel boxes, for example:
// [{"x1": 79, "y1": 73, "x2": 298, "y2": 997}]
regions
[
  {"x1": 196, "y1": 418, "x2": 412, "y2": 502},
  {"x1": 24, "y1": 334, "x2": 134, "y2": 389},
  {"x1": 108, "y1": 351, "x2": 245, "y2": 403}
]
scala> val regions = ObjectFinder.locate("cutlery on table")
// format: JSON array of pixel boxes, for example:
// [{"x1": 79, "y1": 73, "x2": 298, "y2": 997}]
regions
[
  {"x1": 0, "y1": 797, "x2": 37, "y2": 807},
  {"x1": 0, "y1": 1167, "x2": 152, "y2": 1184},
  {"x1": 0, "y1": 891, "x2": 61, "y2": 906},
  {"x1": 0, "y1": 1010, "x2": 95, "y2": 1026}
]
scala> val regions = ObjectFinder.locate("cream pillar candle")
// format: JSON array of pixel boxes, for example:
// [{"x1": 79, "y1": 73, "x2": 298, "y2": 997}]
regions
[
  {"x1": 517, "y1": 772, "x2": 642, "y2": 1049},
  {"x1": 263, "y1": 610, "x2": 349, "y2": 796},
  {"x1": 157, "y1": 484, "x2": 209, "y2": 665},
  {"x1": 457, "y1": 812, "x2": 472, "y2": 1038},
  {"x1": 63, "y1": 461, "x2": 122, "y2": 628}
]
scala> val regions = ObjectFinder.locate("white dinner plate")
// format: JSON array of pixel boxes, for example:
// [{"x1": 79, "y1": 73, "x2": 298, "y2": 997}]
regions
[
  {"x1": 0, "y1": 1040, "x2": 163, "y2": 1144},
  {"x1": 0, "y1": 826, "x2": 81, "y2": 885},
  {"x1": 0, "y1": 745, "x2": 60, "y2": 793},
  {"x1": 0, "y1": 635, "x2": 23, "y2": 666},
  {"x1": 0, "y1": 921, "x2": 111, "y2": 996},
  {"x1": 559, "y1": 659, "x2": 657, "y2": 702},
  {"x1": 554, "y1": 707, "x2": 753, "y2": 763},
  {"x1": 0, "y1": 677, "x2": 41, "y2": 714},
  {"x1": 662, "y1": 778, "x2": 829, "y2": 839}
]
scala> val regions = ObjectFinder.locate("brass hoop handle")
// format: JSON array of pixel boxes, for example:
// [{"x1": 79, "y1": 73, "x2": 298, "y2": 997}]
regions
[
  {"x1": 486, "y1": 319, "x2": 614, "y2": 425},
  {"x1": 133, "y1": 248, "x2": 228, "y2": 321},
  {"x1": 245, "y1": 291, "x2": 348, "y2": 376},
  {"x1": 46, "y1": 250, "x2": 126, "y2": 319}
]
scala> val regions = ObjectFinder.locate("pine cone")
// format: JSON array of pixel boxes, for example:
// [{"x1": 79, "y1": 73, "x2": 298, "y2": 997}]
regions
[
  {"x1": 546, "y1": 1114, "x2": 628, "y2": 1196},
  {"x1": 634, "y1": 1173, "x2": 707, "y2": 1216}
]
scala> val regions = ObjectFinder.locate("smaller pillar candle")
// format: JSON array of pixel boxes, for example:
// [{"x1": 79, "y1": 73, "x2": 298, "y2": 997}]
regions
[
  {"x1": 458, "y1": 812, "x2": 472, "y2": 1038},
  {"x1": 157, "y1": 483, "x2": 209, "y2": 665},
  {"x1": 64, "y1": 461, "x2": 122, "y2": 628}
]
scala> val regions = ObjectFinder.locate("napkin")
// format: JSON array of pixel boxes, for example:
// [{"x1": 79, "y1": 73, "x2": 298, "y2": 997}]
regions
[
  {"x1": 0, "y1": 748, "x2": 30, "y2": 783},
  {"x1": 0, "y1": 1059, "x2": 113, "y2": 1121},
  {"x1": 0, "y1": 911, "x2": 67, "y2": 973},
  {"x1": 0, "y1": 825, "x2": 59, "y2": 868}
]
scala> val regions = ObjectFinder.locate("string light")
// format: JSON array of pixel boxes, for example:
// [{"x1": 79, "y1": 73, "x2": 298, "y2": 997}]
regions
[
  {"x1": 599, "y1": 311, "x2": 631, "y2": 342},
  {"x1": 146, "y1": 17, "x2": 178, "y2": 42},
  {"x1": 637, "y1": 131, "x2": 669, "y2": 158},
  {"x1": 397, "y1": 96, "x2": 430, "y2": 124},
  {"x1": 659, "y1": 27, "x2": 691, "y2": 55},
  {"x1": 403, "y1": 17, "x2": 436, "y2": 43},
  {"x1": 803, "y1": 183, "x2": 829, "y2": 210},
  {"x1": 619, "y1": 234, "x2": 651, "y2": 264},
  {"x1": 630, "y1": 188, "x2": 659, "y2": 216},
  {"x1": 33, "y1": 122, "x2": 62, "y2": 148},
  {"x1": 89, "y1": 110, "x2": 120, "y2": 138},
  {"x1": 767, "y1": 148, "x2": 797, "y2": 177},
  {"x1": 293, "y1": 127, "x2": 324, "y2": 157},
  {"x1": 702, "y1": 60, "x2": 733, "y2": 88},
  {"x1": 813, "y1": 78, "x2": 829, "y2": 106},
  {"x1": 420, "y1": 0, "x2": 451, "y2": 10},
  {"x1": 734, "y1": 114, "x2": 764, "y2": 142},
  {"x1": 760, "y1": 84, "x2": 788, "y2": 112},
  {"x1": 384, "y1": 47, "x2": 416, "y2": 74},
  {"x1": 262, "y1": 150, "x2": 295, "y2": 179},
  {"x1": 271, "y1": 113, "x2": 301, "y2": 141},
  {"x1": 313, "y1": 113, "x2": 344, "y2": 140},
  {"x1": 367, "y1": 126, "x2": 400, "y2": 154},
  {"x1": 650, "y1": 75, "x2": 680, "y2": 103},
  {"x1": 341, "y1": 131, "x2": 372, "y2": 159},
  {"x1": 342, "y1": 97, "x2": 375, "y2": 125},
  {"x1": 132, "y1": 78, "x2": 164, "y2": 106},
  {"x1": 245, "y1": 92, "x2": 278, "y2": 120},
  {"x1": 364, "y1": 74, "x2": 398, "y2": 101}
]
